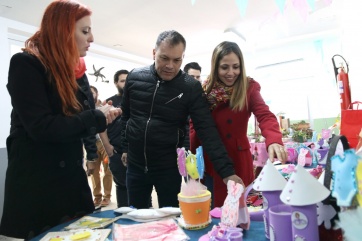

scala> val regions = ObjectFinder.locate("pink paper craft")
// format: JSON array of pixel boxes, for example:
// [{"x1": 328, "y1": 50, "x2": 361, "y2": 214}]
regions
[
  {"x1": 209, "y1": 207, "x2": 222, "y2": 218},
  {"x1": 221, "y1": 180, "x2": 245, "y2": 228},
  {"x1": 177, "y1": 148, "x2": 187, "y2": 177},
  {"x1": 113, "y1": 218, "x2": 189, "y2": 241}
]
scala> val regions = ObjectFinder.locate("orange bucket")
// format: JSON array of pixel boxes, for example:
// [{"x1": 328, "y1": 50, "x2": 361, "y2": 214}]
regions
[{"x1": 178, "y1": 190, "x2": 211, "y2": 225}]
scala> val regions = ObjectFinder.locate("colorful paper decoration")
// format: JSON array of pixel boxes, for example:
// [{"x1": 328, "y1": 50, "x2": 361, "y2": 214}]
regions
[
  {"x1": 196, "y1": 146, "x2": 204, "y2": 179},
  {"x1": 275, "y1": 0, "x2": 287, "y2": 13},
  {"x1": 331, "y1": 149, "x2": 358, "y2": 207},
  {"x1": 177, "y1": 147, "x2": 187, "y2": 177},
  {"x1": 185, "y1": 151, "x2": 199, "y2": 179},
  {"x1": 235, "y1": 0, "x2": 249, "y2": 17}
]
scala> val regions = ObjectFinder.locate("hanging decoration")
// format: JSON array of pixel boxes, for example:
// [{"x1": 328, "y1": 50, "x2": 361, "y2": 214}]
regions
[
  {"x1": 189, "y1": 0, "x2": 333, "y2": 21},
  {"x1": 275, "y1": 0, "x2": 287, "y2": 13},
  {"x1": 292, "y1": 0, "x2": 310, "y2": 21},
  {"x1": 235, "y1": 0, "x2": 249, "y2": 17},
  {"x1": 88, "y1": 65, "x2": 109, "y2": 83}
]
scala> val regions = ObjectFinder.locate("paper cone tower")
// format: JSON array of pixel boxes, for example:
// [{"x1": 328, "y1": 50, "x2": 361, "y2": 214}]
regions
[
  {"x1": 280, "y1": 164, "x2": 330, "y2": 206},
  {"x1": 253, "y1": 159, "x2": 287, "y2": 191},
  {"x1": 253, "y1": 159, "x2": 287, "y2": 239},
  {"x1": 280, "y1": 165, "x2": 331, "y2": 241}
]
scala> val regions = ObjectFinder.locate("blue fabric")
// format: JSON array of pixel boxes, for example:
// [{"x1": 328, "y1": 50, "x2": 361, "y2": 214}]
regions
[{"x1": 32, "y1": 210, "x2": 267, "y2": 240}]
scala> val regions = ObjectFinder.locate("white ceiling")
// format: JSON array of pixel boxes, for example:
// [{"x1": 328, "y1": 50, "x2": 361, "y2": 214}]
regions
[{"x1": 0, "y1": 0, "x2": 340, "y2": 63}]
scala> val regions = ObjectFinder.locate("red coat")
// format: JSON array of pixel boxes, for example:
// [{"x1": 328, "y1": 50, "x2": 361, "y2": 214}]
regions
[{"x1": 190, "y1": 79, "x2": 283, "y2": 207}]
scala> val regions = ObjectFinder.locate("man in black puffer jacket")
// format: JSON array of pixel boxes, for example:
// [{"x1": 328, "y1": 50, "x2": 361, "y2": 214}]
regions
[{"x1": 120, "y1": 30, "x2": 243, "y2": 208}]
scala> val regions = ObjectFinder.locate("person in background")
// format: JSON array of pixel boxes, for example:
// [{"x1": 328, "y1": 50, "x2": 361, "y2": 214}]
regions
[
  {"x1": 120, "y1": 30, "x2": 243, "y2": 209},
  {"x1": 89, "y1": 85, "x2": 113, "y2": 207},
  {"x1": 0, "y1": 1, "x2": 121, "y2": 238},
  {"x1": 100, "y1": 70, "x2": 129, "y2": 207},
  {"x1": 183, "y1": 61, "x2": 202, "y2": 82},
  {"x1": 182, "y1": 62, "x2": 203, "y2": 150},
  {"x1": 190, "y1": 41, "x2": 287, "y2": 208}
]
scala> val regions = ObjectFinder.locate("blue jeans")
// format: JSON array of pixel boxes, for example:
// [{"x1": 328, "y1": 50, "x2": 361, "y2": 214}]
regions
[
  {"x1": 108, "y1": 153, "x2": 128, "y2": 207},
  {"x1": 127, "y1": 163, "x2": 181, "y2": 208}
]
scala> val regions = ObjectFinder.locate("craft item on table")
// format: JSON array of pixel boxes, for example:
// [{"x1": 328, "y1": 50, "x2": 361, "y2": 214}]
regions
[
  {"x1": 195, "y1": 146, "x2": 205, "y2": 179},
  {"x1": 177, "y1": 188, "x2": 212, "y2": 230},
  {"x1": 116, "y1": 207, "x2": 181, "y2": 222},
  {"x1": 222, "y1": 180, "x2": 249, "y2": 230},
  {"x1": 356, "y1": 160, "x2": 362, "y2": 206},
  {"x1": 297, "y1": 147, "x2": 312, "y2": 166},
  {"x1": 209, "y1": 207, "x2": 222, "y2": 218},
  {"x1": 280, "y1": 165, "x2": 330, "y2": 241},
  {"x1": 331, "y1": 149, "x2": 358, "y2": 207},
  {"x1": 318, "y1": 135, "x2": 349, "y2": 241},
  {"x1": 309, "y1": 165, "x2": 324, "y2": 178},
  {"x1": 335, "y1": 207, "x2": 362, "y2": 241},
  {"x1": 253, "y1": 159, "x2": 287, "y2": 239},
  {"x1": 177, "y1": 146, "x2": 211, "y2": 230},
  {"x1": 198, "y1": 225, "x2": 243, "y2": 241},
  {"x1": 177, "y1": 146, "x2": 205, "y2": 181},
  {"x1": 113, "y1": 206, "x2": 137, "y2": 214},
  {"x1": 286, "y1": 147, "x2": 298, "y2": 163},
  {"x1": 243, "y1": 182, "x2": 264, "y2": 222},
  {"x1": 186, "y1": 151, "x2": 199, "y2": 179},
  {"x1": 284, "y1": 141, "x2": 300, "y2": 164},
  {"x1": 40, "y1": 229, "x2": 111, "y2": 241},
  {"x1": 250, "y1": 142, "x2": 268, "y2": 167},
  {"x1": 316, "y1": 147, "x2": 329, "y2": 166},
  {"x1": 112, "y1": 218, "x2": 189, "y2": 241},
  {"x1": 322, "y1": 129, "x2": 331, "y2": 148},
  {"x1": 177, "y1": 147, "x2": 187, "y2": 177},
  {"x1": 281, "y1": 164, "x2": 295, "y2": 174},
  {"x1": 64, "y1": 216, "x2": 122, "y2": 230},
  {"x1": 268, "y1": 204, "x2": 293, "y2": 241}
]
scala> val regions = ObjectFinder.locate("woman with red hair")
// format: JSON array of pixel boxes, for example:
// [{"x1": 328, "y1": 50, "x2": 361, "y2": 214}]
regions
[{"x1": 0, "y1": 0, "x2": 120, "y2": 238}]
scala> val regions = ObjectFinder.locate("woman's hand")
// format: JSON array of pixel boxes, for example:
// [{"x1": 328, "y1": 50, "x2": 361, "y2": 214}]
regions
[
  {"x1": 268, "y1": 143, "x2": 288, "y2": 164},
  {"x1": 98, "y1": 103, "x2": 122, "y2": 124},
  {"x1": 223, "y1": 174, "x2": 245, "y2": 188}
]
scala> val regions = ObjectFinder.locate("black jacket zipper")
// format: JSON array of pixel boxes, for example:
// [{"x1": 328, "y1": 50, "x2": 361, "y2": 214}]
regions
[{"x1": 143, "y1": 80, "x2": 160, "y2": 173}]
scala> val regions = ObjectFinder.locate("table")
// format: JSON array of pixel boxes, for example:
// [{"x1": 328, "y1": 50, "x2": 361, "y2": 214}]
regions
[{"x1": 32, "y1": 210, "x2": 267, "y2": 240}]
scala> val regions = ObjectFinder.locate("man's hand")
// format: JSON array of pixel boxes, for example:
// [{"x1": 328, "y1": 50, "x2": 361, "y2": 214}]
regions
[
  {"x1": 86, "y1": 161, "x2": 96, "y2": 176},
  {"x1": 223, "y1": 174, "x2": 244, "y2": 188},
  {"x1": 104, "y1": 144, "x2": 114, "y2": 157},
  {"x1": 121, "y1": 153, "x2": 128, "y2": 167}
]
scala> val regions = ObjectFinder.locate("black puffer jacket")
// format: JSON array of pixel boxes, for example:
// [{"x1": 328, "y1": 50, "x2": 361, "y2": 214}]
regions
[{"x1": 121, "y1": 64, "x2": 235, "y2": 179}]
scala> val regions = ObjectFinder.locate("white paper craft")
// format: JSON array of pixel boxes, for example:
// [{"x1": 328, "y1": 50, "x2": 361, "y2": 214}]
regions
[{"x1": 40, "y1": 229, "x2": 111, "y2": 241}]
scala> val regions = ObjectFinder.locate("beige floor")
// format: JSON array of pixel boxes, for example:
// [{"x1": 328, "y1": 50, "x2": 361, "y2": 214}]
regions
[{"x1": 87, "y1": 172, "x2": 159, "y2": 211}]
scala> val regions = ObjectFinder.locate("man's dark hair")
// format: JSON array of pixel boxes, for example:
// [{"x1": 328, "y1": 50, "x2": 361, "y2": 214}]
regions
[
  {"x1": 155, "y1": 30, "x2": 186, "y2": 50},
  {"x1": 183, "y1": 62, "x2": 202, "y2": 73},
  {"x1": 90, "y1": 85, "x2": 98, "y2": 93},
  {"x1": 114, "y1": 69, "x2": 129, "y2": 83}
]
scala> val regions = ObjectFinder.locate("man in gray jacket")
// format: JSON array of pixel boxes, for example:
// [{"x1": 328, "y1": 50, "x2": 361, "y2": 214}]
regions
[{"x1": 120, "y1": 30, "x2": 243, "y2": 209}]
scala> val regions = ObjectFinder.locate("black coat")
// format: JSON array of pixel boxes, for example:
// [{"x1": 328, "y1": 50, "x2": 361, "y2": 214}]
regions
[
  {"x1": 0, "y1": 52, "x2": 107, "y2": 239},
  {"x1": 120, "y1": 64, "x2": 235, "y2": 178}
]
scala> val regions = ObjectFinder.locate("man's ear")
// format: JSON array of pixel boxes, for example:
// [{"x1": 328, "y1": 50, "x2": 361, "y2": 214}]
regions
[{"x1": 152, "y1": 49, "x2": 156, "y2": 60}]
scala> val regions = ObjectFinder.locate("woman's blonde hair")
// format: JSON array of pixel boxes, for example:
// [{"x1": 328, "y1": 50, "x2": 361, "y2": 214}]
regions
[
  {"x1": 23, "y1": 0, "x2": 92, "y2": 116},
  {"x1": 206, "y1": 41, "x2": 249, "y2": 111}
]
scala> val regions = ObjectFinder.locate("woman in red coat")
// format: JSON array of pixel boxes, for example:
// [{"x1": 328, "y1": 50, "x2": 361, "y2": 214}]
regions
[{"x1": 190, "y1": 41, "x2": 287, "y2": 208}]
